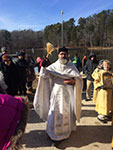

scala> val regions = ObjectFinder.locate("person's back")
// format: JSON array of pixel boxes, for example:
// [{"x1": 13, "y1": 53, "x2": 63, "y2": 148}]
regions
[
  {"x1": 0, "y1": 94, "x2": 28, "y2": 150},
  {"x1": 77, "y1": 56, "x2": 81, "y2": 70},
  {"x1": 82, "y1": 56, "x2": 87, "y2": 67},
  {"x1": 72, "y1": 54, "x2": 81, "y2": 70},
  {"x1": 72, "y1": 56, "x2": 78, "y2": 63},
  {"x1": 16, "y1": 58, "x2": 27, "y2": 78},
  {"x1": 72, "y1": 54, "x2": 78, "y2": 67},
  {"x1": 25, "y1": 54, "x2": 35, "y2": 93},
  {"x1": 0, "y1": 94, "x2": 24, "y2": 150},
  {"x1": 16, "y1": 52, "x2": 28, "y2": 95}
]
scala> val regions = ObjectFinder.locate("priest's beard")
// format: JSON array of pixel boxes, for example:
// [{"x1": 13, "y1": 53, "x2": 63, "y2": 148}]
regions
[{"x1": 59, "y1": 58, "x2": 68, "y2": 64}]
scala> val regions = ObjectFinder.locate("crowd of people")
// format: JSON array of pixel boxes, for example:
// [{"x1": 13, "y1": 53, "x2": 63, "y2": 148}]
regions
[
  {"x1": 0, "y1": 46, "x2": 113, "y2": 149},
  {"x1": 0, "y1": 47, "x2": 36, "y2": 96}
]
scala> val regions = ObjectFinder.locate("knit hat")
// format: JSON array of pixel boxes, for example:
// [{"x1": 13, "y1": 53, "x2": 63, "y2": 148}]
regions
[
  {"x1": 17, "y1": 51, "x2": 25, "y2": 57},
  {"x1": 57, "y1": 47, "x2": 68, "y2": 54},
  {"x1": 1, "y1": 47, "x2": 7, "y2": 53}
]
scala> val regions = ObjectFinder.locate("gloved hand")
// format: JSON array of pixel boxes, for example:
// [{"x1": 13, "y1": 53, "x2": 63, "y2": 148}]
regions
[{"x1": 41, "y1": 58, "x2": 49, "y2": 67}]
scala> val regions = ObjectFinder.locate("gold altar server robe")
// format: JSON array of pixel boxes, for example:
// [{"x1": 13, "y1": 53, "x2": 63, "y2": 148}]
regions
[{"x1": 92, "y1": 69, "x2": 113, "y2": 115}]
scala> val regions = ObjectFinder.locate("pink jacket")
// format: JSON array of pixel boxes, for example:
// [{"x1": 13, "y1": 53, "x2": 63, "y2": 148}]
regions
[{"x1": 0, "y1": 94, "x2": 24, "y2": 150}]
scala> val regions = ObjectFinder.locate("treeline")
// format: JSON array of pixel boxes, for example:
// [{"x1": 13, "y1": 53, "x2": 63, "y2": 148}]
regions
[{"x1": 0, "y1": 9, "x2": 113, "y2": 52}]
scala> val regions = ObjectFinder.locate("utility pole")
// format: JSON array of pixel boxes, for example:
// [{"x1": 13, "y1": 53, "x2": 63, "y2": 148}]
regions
[{"x1": 61, "y1": 10, "x2": 64, "y2": 47}]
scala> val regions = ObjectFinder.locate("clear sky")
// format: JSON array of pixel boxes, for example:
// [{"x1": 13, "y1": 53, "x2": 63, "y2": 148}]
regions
[{"x1": 0, "y1": 0, "x2": 113, "y2": 31}]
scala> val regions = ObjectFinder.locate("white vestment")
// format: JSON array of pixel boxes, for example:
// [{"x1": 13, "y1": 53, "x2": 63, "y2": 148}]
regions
[{"x1": 34, "y1": 60, "x2": 83, "y2": 141}]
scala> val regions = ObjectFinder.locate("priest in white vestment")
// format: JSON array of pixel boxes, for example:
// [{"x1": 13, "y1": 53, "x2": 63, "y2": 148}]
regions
[{"x1": 34, "y1": 47, "x2": 83, "y2": 141}]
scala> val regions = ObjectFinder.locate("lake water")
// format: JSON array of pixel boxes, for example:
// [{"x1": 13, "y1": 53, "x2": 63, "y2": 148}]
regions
[
  {"x1": 11, "y1": 48, "x2": 113, "y2": 70},
  {"x1": 33, "y1": 48, "x2": 113, "y2": 65}
]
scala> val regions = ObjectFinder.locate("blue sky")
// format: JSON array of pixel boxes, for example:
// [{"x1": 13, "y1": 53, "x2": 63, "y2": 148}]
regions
[{"x1": 0, "y1": 0, "x2": 113, "y2": 31}]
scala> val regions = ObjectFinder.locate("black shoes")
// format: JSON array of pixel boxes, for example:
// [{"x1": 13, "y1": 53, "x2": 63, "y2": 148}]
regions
[
  {"x1": 97, "y1": 117, "x2": 107, "y2": 123},
  {"x1": 97, "y1": 114, "x2": 113, "y2": 123},
  {"x1": 105, "y1": 115, "x2": 112, "y2": 121},
  {"x1": 85, "y1": 98, "x2": 91, "y2": 101}
]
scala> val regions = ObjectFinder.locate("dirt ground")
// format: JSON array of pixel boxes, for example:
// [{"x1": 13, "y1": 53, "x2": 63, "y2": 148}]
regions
[{"x1": 22, "y1": 79, "x2": 113, "y2": 150}]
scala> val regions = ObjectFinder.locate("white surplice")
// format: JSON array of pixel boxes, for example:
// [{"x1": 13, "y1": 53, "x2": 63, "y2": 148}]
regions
[{"x1": 34, "y1": 60, "x2": 83, "y2": 141}]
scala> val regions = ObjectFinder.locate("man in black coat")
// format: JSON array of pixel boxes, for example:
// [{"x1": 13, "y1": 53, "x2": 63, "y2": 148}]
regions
[
  {"x1": 16, "y1": 51, "x2": 28, "y2": 95},
  {"x1": 84, "y1": 53, "x2": 98, "y2": 101}
]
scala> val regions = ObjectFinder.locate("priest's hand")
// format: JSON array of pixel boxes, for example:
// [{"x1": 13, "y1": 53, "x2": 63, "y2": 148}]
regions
[{"x1": 64, "y1": 78, "x2": 75, "y2": 85}]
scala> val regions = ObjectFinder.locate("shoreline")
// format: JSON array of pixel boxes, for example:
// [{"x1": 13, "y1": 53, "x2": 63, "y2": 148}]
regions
[{"x1": 88, "y1": 47, "x2": 113, "y2": 50}]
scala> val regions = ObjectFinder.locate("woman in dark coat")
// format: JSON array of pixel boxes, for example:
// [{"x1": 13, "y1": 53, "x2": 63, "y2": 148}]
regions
[{"x1": 0, "y1": 54, "x2": 20, "y2": 96}]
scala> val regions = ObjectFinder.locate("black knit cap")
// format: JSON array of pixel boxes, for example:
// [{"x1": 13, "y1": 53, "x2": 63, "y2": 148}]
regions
[
  {"x1": 17, "y1": 51, "x2": 25, "y2": 57},
  {"x1": 58, "y1": 47, "x2": 68, "y2": 54}
]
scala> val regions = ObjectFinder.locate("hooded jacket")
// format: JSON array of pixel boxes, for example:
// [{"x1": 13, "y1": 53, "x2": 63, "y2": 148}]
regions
[{"x1": 84, "y1": 53, "x2": 98, "y2": 81}]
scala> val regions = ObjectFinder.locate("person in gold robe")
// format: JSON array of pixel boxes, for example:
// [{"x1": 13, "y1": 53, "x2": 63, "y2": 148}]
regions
[
  {"x1": 92, "y1": 59, "x2": 104, "y2": 104},
  {"x1": 92, "y1": 60, "x2": 113, "y2": 123}
]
